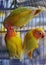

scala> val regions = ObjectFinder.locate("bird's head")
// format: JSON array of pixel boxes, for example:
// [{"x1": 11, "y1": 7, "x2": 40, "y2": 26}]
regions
[
  {"x1": 4, "y1": 21, "x2": 14, "y2": 31},
  {"x1": 32, "y1": 28, "x2": 45, "y2": 39},
  {"x1": 3, "y1": 17, "x2": 14, "y2": 30}
]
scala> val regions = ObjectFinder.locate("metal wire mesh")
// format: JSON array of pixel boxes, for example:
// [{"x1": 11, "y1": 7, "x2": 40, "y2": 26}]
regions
[{"x1": 0, "y1": 0, "x2": 46, "y2": 65}]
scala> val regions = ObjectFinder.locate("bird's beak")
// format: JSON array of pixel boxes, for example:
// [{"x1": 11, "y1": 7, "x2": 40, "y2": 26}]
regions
[{"x1": 41, "y1": 33, "x2": 45, "y2": 38}]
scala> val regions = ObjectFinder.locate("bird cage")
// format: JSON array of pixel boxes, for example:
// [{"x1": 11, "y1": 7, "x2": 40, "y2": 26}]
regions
[{"x1": 0, "y1": 0, "x2": 46, "y2": 65}]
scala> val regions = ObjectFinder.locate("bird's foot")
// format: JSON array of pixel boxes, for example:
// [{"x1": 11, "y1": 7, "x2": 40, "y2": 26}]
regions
[{"x1": 28, "y1": 51, "x2": 32, "y2": 59}]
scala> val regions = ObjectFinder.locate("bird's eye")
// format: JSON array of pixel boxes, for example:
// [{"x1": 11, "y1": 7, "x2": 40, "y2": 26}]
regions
[{"x1": 39, "y1": 32, "x2": 42, "y2": 35}]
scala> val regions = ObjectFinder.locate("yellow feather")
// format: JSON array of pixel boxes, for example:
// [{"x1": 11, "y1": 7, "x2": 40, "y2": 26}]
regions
[{"x1": 6, "y1": 35, "x2": 23, "y2": 59}]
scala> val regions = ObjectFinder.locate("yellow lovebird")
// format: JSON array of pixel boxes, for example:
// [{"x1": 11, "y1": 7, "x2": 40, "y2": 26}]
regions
[
  {"x1": 23, "y1": 28, "x2": 45, "y2": 59},
  {"x1": 5, "y1": 23, "x2": 23, "y2": 59},
  {"x1": 4, "y1": 7, "x2": 42, "y2": 28}
]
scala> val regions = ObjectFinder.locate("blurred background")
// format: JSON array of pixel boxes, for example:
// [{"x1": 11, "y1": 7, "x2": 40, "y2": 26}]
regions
[{"x1": 0, "y1": 0, "x2": 46, "y2": 65}]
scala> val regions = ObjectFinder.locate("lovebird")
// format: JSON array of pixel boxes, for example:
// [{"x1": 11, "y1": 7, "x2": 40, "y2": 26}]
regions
[
  {"x1": 5, "y1": 23, "x2": 23, "y2": 59},
  {"x1": 4, "y1": 7, "x2": 42, "y2": 28},
  {"x1": 23, "y1": 28, "x2": 45, "y2": 59}
]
